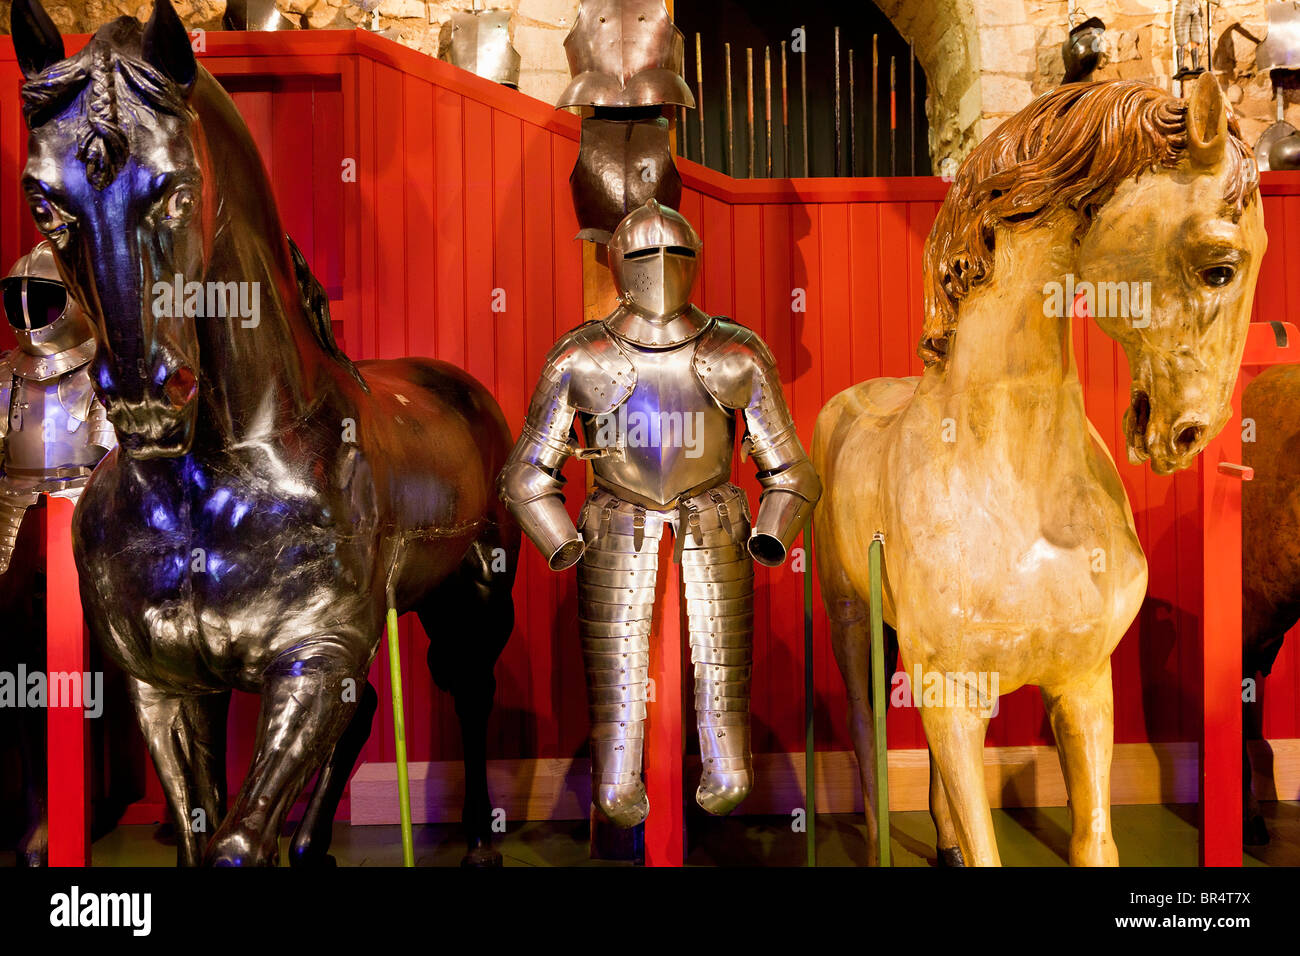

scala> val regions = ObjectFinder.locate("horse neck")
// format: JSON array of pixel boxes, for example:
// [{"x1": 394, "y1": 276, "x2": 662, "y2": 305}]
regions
[
  {"x1": 928, "y1": 222, "x2": 1083, "y2": 410},
  {"x1": 192, "y1": 90, "x2": 339, "y2": 450}
]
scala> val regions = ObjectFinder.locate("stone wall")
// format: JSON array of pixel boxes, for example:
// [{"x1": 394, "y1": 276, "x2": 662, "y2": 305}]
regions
[
  {"x1": 6, "y1": 0, "x2": 581, "y2": 106},
  {"x1": 968, "y1": 0, "x2": 1288, "y2": 165},
  {"x1": 5, "y1": 1, "x2": 1299, "y2": 169}
]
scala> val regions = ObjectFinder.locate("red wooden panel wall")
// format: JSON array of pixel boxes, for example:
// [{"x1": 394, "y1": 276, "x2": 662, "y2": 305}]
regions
[{"x1": 2, "y1": 32, "x2": 1298, "y2": 822}]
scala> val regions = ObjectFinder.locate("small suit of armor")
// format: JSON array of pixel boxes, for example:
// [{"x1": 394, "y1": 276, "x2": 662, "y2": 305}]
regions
[
  {"x1": 500, "y1": 201, "x2": 820, "y2": 825},
  {"x1": 0, "y1": 241, "x2": 116, "y2": 574}
]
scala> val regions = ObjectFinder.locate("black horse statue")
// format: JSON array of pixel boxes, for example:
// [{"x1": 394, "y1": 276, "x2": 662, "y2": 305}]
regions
[{"x1": 10, "y1": 0, "x2": 520, "y2": 866}]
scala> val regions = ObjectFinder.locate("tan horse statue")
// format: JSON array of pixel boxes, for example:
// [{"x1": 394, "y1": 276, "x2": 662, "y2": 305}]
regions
[{"x1": 814, "y1": 75, "x2": 1265, "y2": 867}]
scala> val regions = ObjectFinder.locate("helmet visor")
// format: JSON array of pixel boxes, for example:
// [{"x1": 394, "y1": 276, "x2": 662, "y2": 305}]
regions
[{"x1": 2, "y1": 277, "x2": 68, "y2": 331}]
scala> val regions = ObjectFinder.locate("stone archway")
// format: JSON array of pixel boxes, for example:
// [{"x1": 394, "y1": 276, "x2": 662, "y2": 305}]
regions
[{"x1": 875, "y1": 0, "x2": 1035, "y2": 168}]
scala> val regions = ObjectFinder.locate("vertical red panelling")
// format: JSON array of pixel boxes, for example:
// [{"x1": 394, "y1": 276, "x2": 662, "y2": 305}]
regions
[
  {"x1": 760, "y1": 204, "x2": 802, "y2": 754},
  {"x1": 1251, "y1": 195, "x2": 1286, "y2": 323},
  {"x1": 270, "y1": 82, "x2": 315, "y2": 266},
  {"x1": 462, "y1": 100, "x2": 497, "y2": 395},
  {"x1": 313, "y1": 84, "x2": 345, "y2": 300},
  {"x1": 231, "y1": 89, "x2": 273, "y2": 160},
  {"x1": 550, "y1": 131, "x2": 587, "y2": 761},
  {"x1": 518, "y1": 118, "x2": 557, "y2": 758},
  {"x1": 814, "y1": 203, "x2": 852, "y2": 754},
  {"x1": 434, "y1": 88, "x2": 467, "y2": 368},
  {"x1": 402, "y1": 73, "x2": 437, "y2": 764},
  {"x1": 404, "y1": 77, "x2": 438, "y2": 359},
  {"x1": 491, "y1": 108, "x2": 529, "y2": 758},
  {"x1": 698, "y1": 195, "x2": 734, "y2": 316},
  {"x1": 373, "y1": 65, "x2": 408, "y2": 360}
]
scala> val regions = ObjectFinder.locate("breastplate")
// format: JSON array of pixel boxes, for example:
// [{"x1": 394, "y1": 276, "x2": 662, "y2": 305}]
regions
[
  {"x1": 5, "y1": 371, "x2": 102, "y2": 477},
  {"x1": 577, "y1": 341, "x2": 735, "y2": 509}
]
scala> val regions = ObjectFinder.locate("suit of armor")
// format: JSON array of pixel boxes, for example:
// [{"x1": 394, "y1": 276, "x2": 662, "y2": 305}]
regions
[
  {"x1": 0, "y1": 241, "x2": 115, "y2": 574},
  {"x1": 500, "y1": 201, "x2": 820, "y2": 825}
]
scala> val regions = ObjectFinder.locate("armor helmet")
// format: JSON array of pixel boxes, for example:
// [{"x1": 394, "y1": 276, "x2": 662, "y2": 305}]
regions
[
  {"x1": 441, "y1": 8, "x2": 521, "y2": 88},
  {"x1": 2, "y1": 241, "x2": 94, "y2": 362},
  {"x1": 608, "y1": 200, "x2": 701, "y2": 319},
  {"x1": 1061, "y1": 16, "x2": 1105, "y2": 83}
]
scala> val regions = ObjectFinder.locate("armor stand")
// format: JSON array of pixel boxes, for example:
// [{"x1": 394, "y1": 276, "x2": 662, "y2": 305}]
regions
[{"x1": 45, "y1": 495, "x2": 90, "y2": 865}]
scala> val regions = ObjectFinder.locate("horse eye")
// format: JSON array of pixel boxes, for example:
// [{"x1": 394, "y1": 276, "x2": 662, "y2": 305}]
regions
[
  {"x1": 1200, "y1": 265, "x2": 1235, "y2": 288},
  {"x1": 29, "y1": 197, "x2": 68, "y2": 235},
  {"x1": 165, "y1": 187, "x2": 197, "y2": 222}
]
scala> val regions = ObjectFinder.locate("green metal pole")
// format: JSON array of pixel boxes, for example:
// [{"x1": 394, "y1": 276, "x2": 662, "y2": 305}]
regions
[
  {"x1": 803, "y1": 520, "x2": 816, "y2": 867},
  {"x1": 868, "y1": 534, "x2": 890, "y2": 867},
  {"x1": 386, "y1": 594, "x2": 415, "y2": 867}
]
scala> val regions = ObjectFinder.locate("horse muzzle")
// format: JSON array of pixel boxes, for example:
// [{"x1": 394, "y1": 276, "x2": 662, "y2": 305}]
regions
[
  {"x1": 105, "y1": 365, "x2": 200, "y2": 459},
  {"x1": 1124, "y1": 386, "x2": 1212, "y2": 475}
]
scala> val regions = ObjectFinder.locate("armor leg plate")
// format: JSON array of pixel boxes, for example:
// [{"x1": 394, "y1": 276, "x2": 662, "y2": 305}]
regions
[
  {"x1": 0, "y1": 495, "x2": 36, "y2": 576},
  {"x1": 680, "y1": 485, "x2": 755, "y2": 816},
  {"x1": 577, "y1": 496, "x2": 662, "y2": 828}
]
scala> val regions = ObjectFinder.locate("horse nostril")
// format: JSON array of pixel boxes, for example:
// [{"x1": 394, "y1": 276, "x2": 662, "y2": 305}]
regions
[
  {"x1": 1175, "y1": 424, "x2": 1204, "y2": 454},
  {"x1": 163, "y1": 367, "x2": 198, "y2": 409}
]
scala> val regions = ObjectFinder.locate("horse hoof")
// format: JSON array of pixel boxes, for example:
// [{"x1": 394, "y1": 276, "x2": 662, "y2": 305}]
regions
[
  {"x1": 938, "y1": 846, "x2": 966, "y2": 867},
  {"x1": 1244, "y1": 814, "x2": 1270, "y2": 847},
  {"x1": 460, "y1": 845, "x2": 503, "y2": 868}
]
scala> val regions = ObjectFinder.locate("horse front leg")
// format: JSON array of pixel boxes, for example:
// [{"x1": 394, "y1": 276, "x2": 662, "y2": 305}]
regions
[
  {"x1": 918, "y1": 678, "x2": 1000, "y2": 866},
  {"x1": 290, "y1": 680, "x2": 379, "y2": 867},
  {"x1": 1041, "y1": 661, "x2": 1118, "y2": 866},
  {"x1": 927, "y1": 748, "x2": 965, "y2": 866},
  {"x1": 206, "y1": 641, "x2": 364, "y2": 867},
  {"x1": 129, "y1": 679, "x2": 227, "y2": 866}
]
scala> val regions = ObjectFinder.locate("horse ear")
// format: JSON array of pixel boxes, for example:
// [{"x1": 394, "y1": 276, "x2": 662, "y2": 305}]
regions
[
  {"x1": 142, "y1": 0, "x2": 197, "y2": 91},
  {"x1": 9, "y1": 0, "x2": 66, "y2": 79},
  {"x1": 1186, "y1": 72, "x2": 1228, "y2": 168}
]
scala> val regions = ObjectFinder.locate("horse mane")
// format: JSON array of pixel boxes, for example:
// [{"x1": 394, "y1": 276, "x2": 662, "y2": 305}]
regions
[
  {"x1": 19, "y1": 18, "x2": 191, "y2": 190},
  {"x1": 287, "y1": 236, "x2": 369, "y2": 392},
  {"x1": 920, "y1": 80, "x2": 1259, "y2": 368}
]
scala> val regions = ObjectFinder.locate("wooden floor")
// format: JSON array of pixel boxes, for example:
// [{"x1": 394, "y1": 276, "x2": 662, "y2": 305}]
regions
[{"x1": 55, "y1": 800, "x2": 1300, "y2": 867}]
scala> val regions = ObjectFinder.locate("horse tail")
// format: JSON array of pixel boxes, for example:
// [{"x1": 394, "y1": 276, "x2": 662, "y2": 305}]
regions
[{"x1": 285, "y1": 235, "x2": 368, "y2": 392}]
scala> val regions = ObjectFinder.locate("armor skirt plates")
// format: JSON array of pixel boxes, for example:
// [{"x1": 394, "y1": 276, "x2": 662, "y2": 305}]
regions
[{"x1": 576, "y1": 481, "x2": 754, "y2": 826}]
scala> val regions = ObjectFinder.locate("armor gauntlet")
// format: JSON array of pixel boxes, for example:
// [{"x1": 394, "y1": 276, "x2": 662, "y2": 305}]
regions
[
  {"x1": 499, "y1": 367, "x2": 586, "y2": 571},
  {"x1": 694, "y1": 322, "x2": 821, "y2": 567}
]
